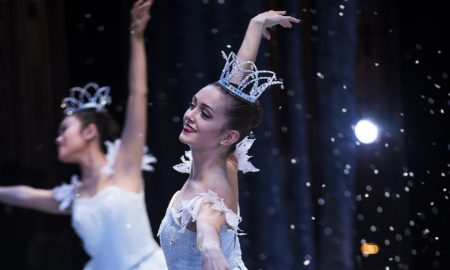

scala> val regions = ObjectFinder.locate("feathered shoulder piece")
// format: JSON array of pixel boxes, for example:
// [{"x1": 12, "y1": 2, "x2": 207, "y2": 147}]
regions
[{"x1": 173, "y1": 136, "x2": 259, "y2": 174}]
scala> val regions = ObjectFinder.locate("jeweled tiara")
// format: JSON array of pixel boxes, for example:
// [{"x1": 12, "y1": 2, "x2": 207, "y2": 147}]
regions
[
  {"x1": 217, "y1": 51, "x2": 283, "y2": 104},
  {"x1": 61, "y1": 82, "x2": 112, "y2": 115}
]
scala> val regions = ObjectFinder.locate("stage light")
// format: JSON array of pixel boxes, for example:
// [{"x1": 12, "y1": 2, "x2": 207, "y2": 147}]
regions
[
  {"x1": 355, "y1": 119, "x2": 379, "y2": 144},
  {"x1": 361, "y1": 242, "x2": 380, "y2": 255}
]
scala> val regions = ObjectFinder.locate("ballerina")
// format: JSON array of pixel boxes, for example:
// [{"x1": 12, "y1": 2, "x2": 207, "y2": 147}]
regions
[
  {"x1": 0, "y1": 1, "x2": 167, "y2": 269},
  {"x1": 157, "y1": 10, "x2": 300, "y2": 270}
]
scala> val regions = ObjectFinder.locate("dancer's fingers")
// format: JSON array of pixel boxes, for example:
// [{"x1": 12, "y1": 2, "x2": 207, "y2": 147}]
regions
[
  {"x1": 142, "y1": 2, "x2": 152, "y2": 12},
  {"x1": 288, "y1": 16, "x2": 301, "y2": 23},
  {"x1": 141, "y1": 0, "x2": 153, "y2": 8},
  {"x1": 280, "y1": 20, "x2": 293, "y2": 28}
]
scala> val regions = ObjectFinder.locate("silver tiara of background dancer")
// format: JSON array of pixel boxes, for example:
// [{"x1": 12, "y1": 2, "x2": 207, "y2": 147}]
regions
[{"x1": 61, "y1": 82, "x2": 112, "y2": 115}]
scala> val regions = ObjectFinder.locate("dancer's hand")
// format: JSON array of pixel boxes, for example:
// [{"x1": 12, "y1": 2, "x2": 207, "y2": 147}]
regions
[
  {"x1": 234, "y1": 10, "x2": 299, "y2": 65},
  {"x1": 130, "y1": 0, "x2": 153, "y2": 37},
  {"x1": 251, "y1": 10, "x2": 300, "y2": 40},
  {"x1": 201, "y1": 243, "x2": 232, "y2": 270}
]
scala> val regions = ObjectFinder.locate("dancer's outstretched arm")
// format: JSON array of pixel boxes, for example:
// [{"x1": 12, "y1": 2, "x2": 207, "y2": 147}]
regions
[
  {"x1": 0, "y1": 186, "x2": 65, "y2": 215},
  {"x1": 230, "y1": 10, "x2": 299, "y2": 84},
  {"x1": 115, "y1": 0, "x2": 153, "y2": 191}
]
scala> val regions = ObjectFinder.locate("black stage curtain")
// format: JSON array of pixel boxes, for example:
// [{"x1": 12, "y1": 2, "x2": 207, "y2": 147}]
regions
[{"x1": 1, "y1": 0, "x2": 449, "y2": 269}]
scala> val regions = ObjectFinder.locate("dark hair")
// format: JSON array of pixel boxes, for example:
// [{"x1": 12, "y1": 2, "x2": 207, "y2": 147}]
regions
[
  {"x1": 213, "y1": 82, "x2": 263, "y2": 152},
  {"x1": 73, "y1": 109, "x2": 120, "y2": 153}
]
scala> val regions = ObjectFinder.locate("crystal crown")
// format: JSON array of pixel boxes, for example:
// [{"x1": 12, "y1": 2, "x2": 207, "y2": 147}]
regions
[
  {"x1": 217, "y1": 51, "x2": 283, "y2": 104},
  {"x1": 61, "y1": 82, "x2": 112, "y2": 115}
]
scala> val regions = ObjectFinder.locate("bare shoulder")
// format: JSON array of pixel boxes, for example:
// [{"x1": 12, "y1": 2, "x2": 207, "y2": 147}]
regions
[{"x1": 203, "y1": 174, "x2": 237, "y2": 213}]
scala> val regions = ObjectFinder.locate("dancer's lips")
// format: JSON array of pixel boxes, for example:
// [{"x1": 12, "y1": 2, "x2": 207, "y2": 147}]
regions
[
  {"x1": 183, "y1": 123, "x2": 195, "y2": 133},
  {"x1": 57, "y1": 145, "x2": 65, "y2": 156}
]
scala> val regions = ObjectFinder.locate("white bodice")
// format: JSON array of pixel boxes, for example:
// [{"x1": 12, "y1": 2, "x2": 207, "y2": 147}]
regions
[
  {"x1": 73, "y1": 186, "x2": 166, "y2": 270},
  {"x1": 54, "y1": 181, "x2": 166, "y2": 270},
  {"x1": 157, "y1": 190, "x2": 247, "y2": 270},
  {"x1": 52, "y1": 140, "x2": 165, "y2": 269}
]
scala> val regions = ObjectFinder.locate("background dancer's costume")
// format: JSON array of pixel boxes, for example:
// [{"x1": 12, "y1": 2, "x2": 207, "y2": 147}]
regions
[{"x1": 54, "y1": 139, "x2": 167, "y2": 270}]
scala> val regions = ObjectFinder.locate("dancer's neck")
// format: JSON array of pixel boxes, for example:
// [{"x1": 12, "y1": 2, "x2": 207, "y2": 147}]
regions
[
  {"x1": 189, "y1": 147, "x2": 228, "y2": 182},
  {"x1": 78, "y1": 146, "x2": 107, "y2": 183}
]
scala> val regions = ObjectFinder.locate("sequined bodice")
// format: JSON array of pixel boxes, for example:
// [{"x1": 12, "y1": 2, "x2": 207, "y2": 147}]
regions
[{"x1": 157, "y1": 190, "x2": 247, "y2": 270}]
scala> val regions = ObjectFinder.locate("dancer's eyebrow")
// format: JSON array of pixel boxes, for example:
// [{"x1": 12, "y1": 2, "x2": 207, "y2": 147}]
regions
[
  {"x1": 200, "y1": 102, "x2": 215, "y2": 113},
  {"x1": 193, "y1": 96, "x2": 215, "y2": 113}
]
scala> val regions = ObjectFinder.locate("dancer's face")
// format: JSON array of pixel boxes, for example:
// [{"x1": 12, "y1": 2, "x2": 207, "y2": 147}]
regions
[
  {"x1": 180, "y1": 84, "x2": 231, "y2": 150},
  {"x1": 55, "y1": 116, "x2": 89, "y2": 163}
]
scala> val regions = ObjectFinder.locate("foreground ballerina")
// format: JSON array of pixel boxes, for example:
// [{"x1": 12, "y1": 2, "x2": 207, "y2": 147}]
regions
[
  {"x1": 157, "y1": 10, "x2": 300, "y2": 270},
  {"x1": 0, "y1": 0, "x2": 167, "y2": 269}
]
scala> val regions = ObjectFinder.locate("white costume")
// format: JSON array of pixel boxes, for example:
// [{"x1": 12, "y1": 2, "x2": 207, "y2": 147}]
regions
[
  {"x1": 53, "y1": 140, "x2": 167, "y2": 270},
  {"x1": 158, "y1": 190, "x2": 247, "y2": 270},
  {"x1": 158, "y1": 136, "x2": 258, "y2": 270}
]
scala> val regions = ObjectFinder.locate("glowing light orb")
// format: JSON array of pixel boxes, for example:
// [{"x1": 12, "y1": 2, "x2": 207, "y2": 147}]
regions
[
  {"x1": 361, "y1": 243, "x2": 380, "y2": 255},
  {"x1": 355, "y1": 120, "x2": 379, "y2": 144}
]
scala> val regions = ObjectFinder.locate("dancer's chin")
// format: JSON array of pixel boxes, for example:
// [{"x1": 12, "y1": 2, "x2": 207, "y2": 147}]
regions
[
  {"x1": 58, "y1": 155, "x2": 70, "y2": 163},
  {"x1": 57, "y1": 154, "x2": 70, "y2": 163},
  {"x1": 57, "y1": 150, "x2": 65, "y2": 161},
  {"x1": 180, "y1": 133, "x2": 196, "y2": 148},
  {"x1": 57, "y1": 151, "x2": 77, "y2": 164},
  {"x1": 179, "y1": 133, "x2": 189, "y2": 145}
]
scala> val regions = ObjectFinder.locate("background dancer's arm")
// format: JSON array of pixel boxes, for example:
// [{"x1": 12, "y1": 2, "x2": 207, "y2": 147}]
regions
[
  {"x1": 0, "y1": 186, "x2": 64, "y2": 214},
  {"x1": 114, "y1": 0, "x2": 153, "y2": 191}
]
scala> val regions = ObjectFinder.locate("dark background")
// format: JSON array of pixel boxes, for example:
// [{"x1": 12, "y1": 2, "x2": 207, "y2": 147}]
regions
[{"x1": 0, "y1": 0, "x2": 449, "y2": 269}]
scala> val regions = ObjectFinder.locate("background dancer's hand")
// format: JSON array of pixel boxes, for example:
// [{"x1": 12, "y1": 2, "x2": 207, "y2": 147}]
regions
[
  {"x1": 251, "y1": 10, "x2": 300, "y2": 40},
  {"x1": 130, "y1": 0, "x2": 153, "y2": 37}
]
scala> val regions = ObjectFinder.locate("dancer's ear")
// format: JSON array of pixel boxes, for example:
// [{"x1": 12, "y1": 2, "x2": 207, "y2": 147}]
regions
[
  {"x1": 81, "y1": 123, "x2": 99, "y2": 141},
  {"x1": 220, "y1": 130, "x2": 240, "y2": 146}
]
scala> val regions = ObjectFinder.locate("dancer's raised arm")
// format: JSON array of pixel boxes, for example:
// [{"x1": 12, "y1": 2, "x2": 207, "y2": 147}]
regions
[
  {"x1": 237, "y1": 10, "x2": 299, "y2": 62},
  {"x1": 230, "y1": 11, "x2": 299, "y2": 85},
  {"x1": 115, "y1": 0, "x2": 153, "y2": 188}
]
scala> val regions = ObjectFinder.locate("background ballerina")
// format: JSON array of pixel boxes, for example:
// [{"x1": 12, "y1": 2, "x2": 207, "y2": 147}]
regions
[{"x1": 0, "y1": 0, "x2": 167, "y2": 269}]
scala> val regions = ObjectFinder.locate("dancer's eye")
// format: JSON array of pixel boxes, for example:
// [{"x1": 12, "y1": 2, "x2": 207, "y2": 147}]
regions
[
  {"x1": 201, "y1": 112, "x2": 211, "y2": 119},
  {"x1": 58, "y1": 126, "x2": 66, "y2": 135}
]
